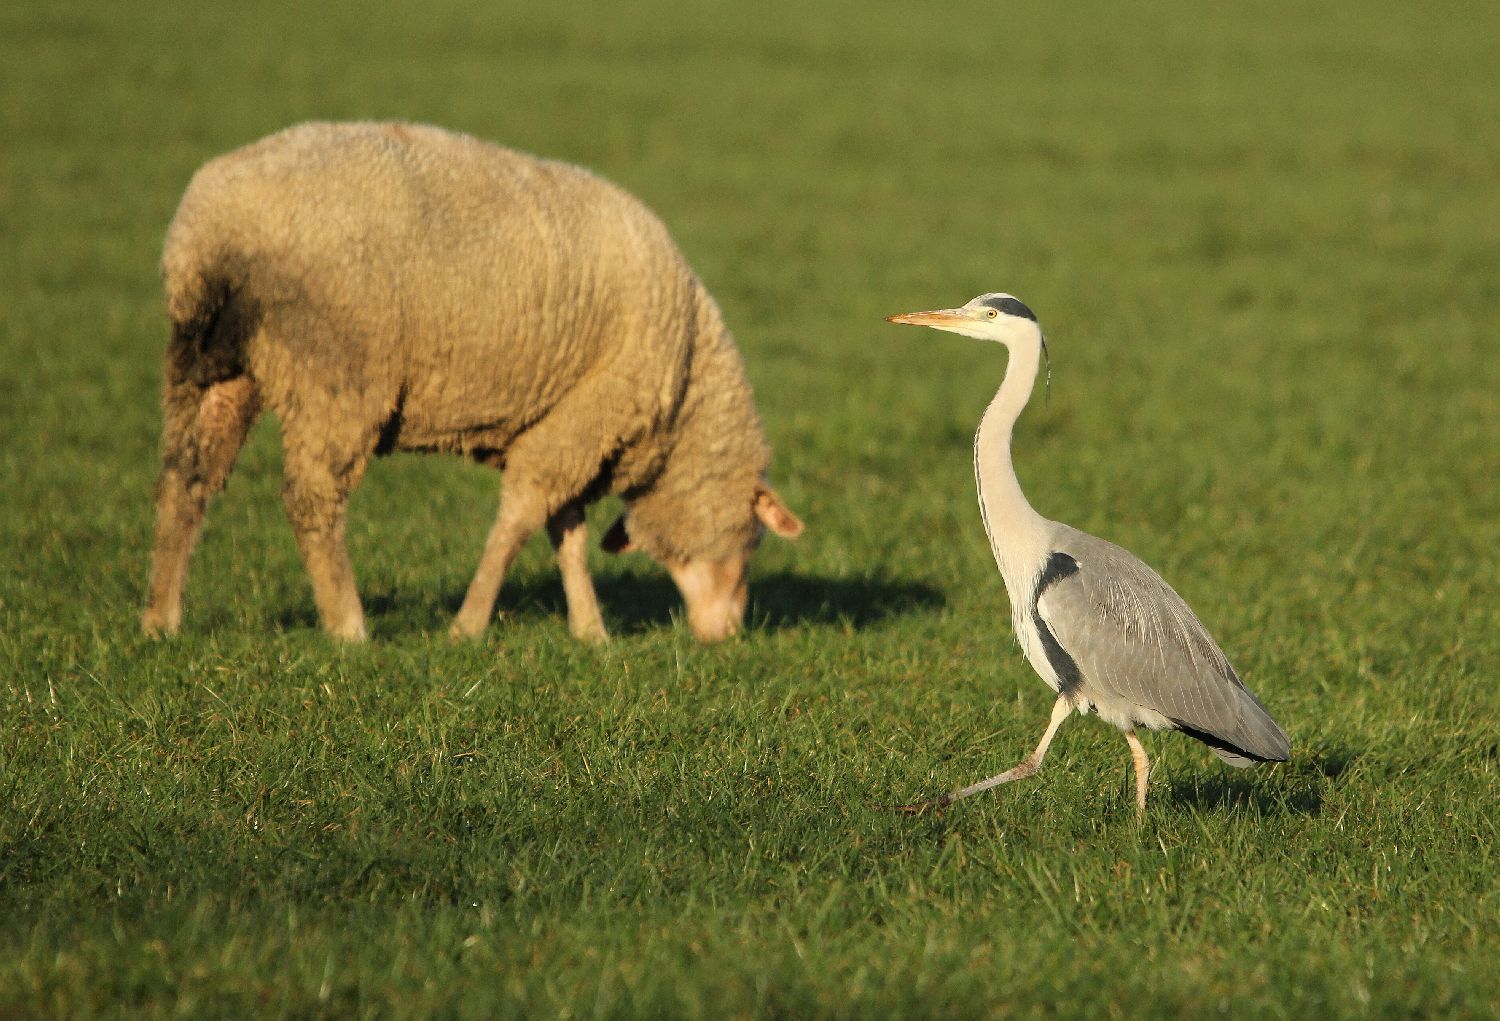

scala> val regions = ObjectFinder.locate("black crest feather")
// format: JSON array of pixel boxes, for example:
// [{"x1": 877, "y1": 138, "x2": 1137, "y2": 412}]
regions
[{"x1": 981, "y1": 294, "x2": 1037, "y2": 322}]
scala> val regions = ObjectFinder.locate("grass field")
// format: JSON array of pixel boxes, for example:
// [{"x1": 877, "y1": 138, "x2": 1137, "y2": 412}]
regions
[{"x1": 3, "y1": 1, "x2": 1497, "y2": 1017}]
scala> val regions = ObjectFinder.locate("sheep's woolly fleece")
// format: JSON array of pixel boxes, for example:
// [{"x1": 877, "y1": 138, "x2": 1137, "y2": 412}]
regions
[{"x1": 143, "y1": 121, "x2": 799, "y2": 643}]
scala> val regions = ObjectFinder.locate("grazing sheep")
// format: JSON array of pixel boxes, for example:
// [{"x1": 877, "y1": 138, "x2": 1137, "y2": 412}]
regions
[{"x1": 142, "y1": 121, "x2": 802, "y2": 644}]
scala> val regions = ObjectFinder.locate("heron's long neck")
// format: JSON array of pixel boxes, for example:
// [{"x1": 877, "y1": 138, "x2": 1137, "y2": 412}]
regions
[{"x1": 973, "y1": 337, "x2": 1047, "y2": 574}]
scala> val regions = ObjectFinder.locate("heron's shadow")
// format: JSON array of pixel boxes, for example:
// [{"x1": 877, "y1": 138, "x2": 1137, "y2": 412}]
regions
[
  {"x1": 287, "y1": 569, "x2": 945, "y2": 637},
  {"x1": 1164, "y1": 744, "x2": 1354, "y2": 818}
]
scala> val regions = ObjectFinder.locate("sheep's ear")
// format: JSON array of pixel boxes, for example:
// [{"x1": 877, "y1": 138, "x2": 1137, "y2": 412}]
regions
[
  {"x1": 754, "y1": 484, "x2": 804, "y2": 539},
  {"x1": 601, "y1": 513, "x2": 637, "y2": 554}
]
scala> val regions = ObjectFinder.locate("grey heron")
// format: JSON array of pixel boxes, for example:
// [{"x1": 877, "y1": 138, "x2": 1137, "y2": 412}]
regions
[{"x1": 887, "y1": 293, "x2": 1289, "y2": 816}]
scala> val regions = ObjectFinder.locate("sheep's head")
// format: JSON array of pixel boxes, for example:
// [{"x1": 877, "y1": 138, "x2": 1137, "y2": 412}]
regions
[{"x1": 603, "y1": 481, "x2": 803, "y2": 641}]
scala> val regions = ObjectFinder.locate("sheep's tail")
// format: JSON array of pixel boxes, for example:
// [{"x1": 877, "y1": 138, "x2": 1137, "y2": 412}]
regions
[{"x1": 160, "y1": 227, "x2": 251, "y2": 391}]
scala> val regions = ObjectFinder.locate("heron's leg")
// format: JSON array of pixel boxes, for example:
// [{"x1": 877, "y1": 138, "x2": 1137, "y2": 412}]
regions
[
  {"x1": 1124, "y1": 729, "x2": 1149, "y2": 818},
  {"x1": 897, "y1": 694, "x2": 1073, "y2": 812}
]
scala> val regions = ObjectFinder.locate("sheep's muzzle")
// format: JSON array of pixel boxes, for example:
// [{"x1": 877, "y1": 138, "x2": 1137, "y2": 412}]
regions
[{"x1": 668, "y1": 555, "x2": 750, "y2": 643}]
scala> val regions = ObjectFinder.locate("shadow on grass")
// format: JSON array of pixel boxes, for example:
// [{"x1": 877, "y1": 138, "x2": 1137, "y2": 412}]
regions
[
  {"x1": 1164, "y1": 744, "x2": 1355, "y2": 817},
  {"x1": 277, "y1": 570, "x2": 945, "y2": 638},
  {"x1": 748, "y1": 571, "x2": 946, "y2": 633}
]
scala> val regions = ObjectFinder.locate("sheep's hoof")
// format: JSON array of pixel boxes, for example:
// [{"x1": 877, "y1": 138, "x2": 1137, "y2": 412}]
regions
[
  {"x1": 570, "y1": 621, "x2": 609, "y2": 645},
  {"x1": 141, "y1": 608, "x2": 180, "y2": 638},
  {"x1": 323, "y1": 618, "x2": 368, "y2": 642}
]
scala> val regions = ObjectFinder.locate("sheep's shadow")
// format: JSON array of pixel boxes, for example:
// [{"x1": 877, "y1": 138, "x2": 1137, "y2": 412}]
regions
[
  {"x1": 468, "y1": 569, "x2": 945, "y2": 637},
  {"x1": 1163, "y1": 744, "x2": 1354, "y2": 818},
  {"x1": 746, "y1": 571, "x2": 947, "y2": 634},
  {"x1": 275, "y1": 570, "x2": 945, "y2": 638}
]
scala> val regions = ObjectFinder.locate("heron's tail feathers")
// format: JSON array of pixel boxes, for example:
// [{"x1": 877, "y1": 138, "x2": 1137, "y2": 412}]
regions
[{"x1": 1174, "y1": 687, "x2": 1290, "y2": 768}]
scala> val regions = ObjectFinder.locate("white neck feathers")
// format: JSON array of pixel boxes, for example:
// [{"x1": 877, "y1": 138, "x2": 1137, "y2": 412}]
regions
[{"x1": 972, "y1": 333, "x2": 1048, "y2": 588}]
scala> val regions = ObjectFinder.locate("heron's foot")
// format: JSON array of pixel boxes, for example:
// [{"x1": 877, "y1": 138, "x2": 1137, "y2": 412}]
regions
[
  {"x1": 876, "y1": 793, "x2": 955, "y2": 815},
  {"x1": 886, "y1": 696, "x2": 1073, "y2": 818},
  {"x1": 882, "y1": 755, "x2": 1044, "y2": 815}
]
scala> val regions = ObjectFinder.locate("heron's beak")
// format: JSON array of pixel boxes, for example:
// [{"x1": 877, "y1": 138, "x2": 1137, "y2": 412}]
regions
[{"x1": 885, "y1": 308, "x2": 970, "y2": 330}]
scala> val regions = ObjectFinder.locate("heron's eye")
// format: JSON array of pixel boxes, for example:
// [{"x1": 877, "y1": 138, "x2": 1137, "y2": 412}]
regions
[{"x1": 986, "y1": 308, "x2": 998, "y2": 319}]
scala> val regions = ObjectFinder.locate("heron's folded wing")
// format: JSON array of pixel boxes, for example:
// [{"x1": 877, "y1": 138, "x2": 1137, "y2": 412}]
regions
[{"x1": 1037, "y1": 529, "x2": 1288, "y2": 763}]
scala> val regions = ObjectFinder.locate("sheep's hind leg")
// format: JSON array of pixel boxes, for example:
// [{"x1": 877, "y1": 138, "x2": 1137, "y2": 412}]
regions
[
  {"x1": 143, "y1": 376, "x2": 261, "y2": 636},
  {"x1": 279, "y1": 440, "x2": 370, "y2": 642},
  {"x1": 548, "y1": 501, "x2": 608, "y2": 644}
]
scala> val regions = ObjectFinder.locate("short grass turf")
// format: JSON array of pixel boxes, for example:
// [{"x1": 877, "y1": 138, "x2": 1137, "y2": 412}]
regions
[{"x1": 2, "y1": 1, "x2": 1497, "y2": 1018}]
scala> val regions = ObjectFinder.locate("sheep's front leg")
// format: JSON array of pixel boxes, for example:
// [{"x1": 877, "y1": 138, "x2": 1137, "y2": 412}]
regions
[
  {"x1": 450, "y1": 481, "x2": 547, "y2": 640},
  {"x1": 451, "y1": 390, "x2": 626, "y2": 641},
  {"x1": 547, "y1": 501, "x2": 608, "y2": 644}
]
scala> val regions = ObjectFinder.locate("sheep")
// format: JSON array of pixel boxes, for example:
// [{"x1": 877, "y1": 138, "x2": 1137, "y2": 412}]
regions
[{"x1": 141, "y1": 121, "x2": 803, "y2": 644}]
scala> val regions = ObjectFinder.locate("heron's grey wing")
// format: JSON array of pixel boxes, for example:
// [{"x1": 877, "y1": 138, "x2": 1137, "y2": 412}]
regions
[{"x1": 1036, "y1": 527, "x2": 1289, "y2": 765}]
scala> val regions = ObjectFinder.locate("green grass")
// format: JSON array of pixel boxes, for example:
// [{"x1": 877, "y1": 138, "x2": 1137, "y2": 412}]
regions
[{"x1": 3, "y1": 1, "x2": 1498, "y2": 1017}]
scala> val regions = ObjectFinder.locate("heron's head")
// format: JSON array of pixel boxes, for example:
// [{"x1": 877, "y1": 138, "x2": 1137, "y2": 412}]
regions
[{"x1": 886, "y1": 292, "x2": 1040, "y2": 345}]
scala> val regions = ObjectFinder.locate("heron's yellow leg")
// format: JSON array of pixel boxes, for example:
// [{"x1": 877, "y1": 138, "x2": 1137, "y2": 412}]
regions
[{"x1": 1124, "y1": 730, "x2": 1150, "y2": 818}]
